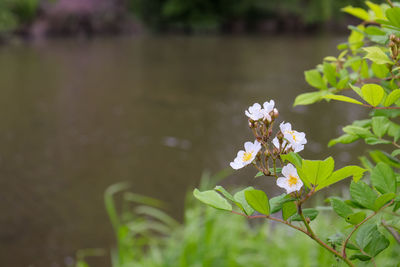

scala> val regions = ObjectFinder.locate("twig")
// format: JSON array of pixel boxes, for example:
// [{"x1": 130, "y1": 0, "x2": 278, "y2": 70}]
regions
[{"x1": 342, "y1": 199, "x2": 395, "y2": 259}]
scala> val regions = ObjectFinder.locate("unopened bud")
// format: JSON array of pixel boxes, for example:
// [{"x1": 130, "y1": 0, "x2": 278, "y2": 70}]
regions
[
  {"x1": 389, "y1": 41, "x2": 396, "y2": 48},
  {"x1": 273, "y1": 108, "x2": 279, "y2": 118},
  {"x1": 248, "y1": 119, "x2": 255, "y2": 128},
  {"x1": 390, "y1": 34, "x2": 396, "y2": 42},
  {"x1": 277, "y1": 131, "x2": 284, "y2": 140},
  {"x1": 273, "y1": 147, "x2": 279, "y2": 154}
]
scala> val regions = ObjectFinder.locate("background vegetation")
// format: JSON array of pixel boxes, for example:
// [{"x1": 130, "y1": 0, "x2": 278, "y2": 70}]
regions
[{"x1": 0, "y1": 0, "x2": 383, "y2": 35}]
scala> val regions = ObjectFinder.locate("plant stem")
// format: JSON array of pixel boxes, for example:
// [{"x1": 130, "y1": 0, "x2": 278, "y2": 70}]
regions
[
  {"x1": 387, "y1": 0, "x2": 394, "y2": 8},
  {"x1": 341, "y1": 199, "x2": 395, "y2": 259},
  {"x1": 295, "y1": 203, "x2": 355, "y2": 267}
]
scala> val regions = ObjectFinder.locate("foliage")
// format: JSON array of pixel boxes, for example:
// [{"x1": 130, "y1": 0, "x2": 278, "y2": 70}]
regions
[
  {"x1": 77, "y1": 172, "x2": 400, "y2": 267},
  {"x1": 194, "y1": 1, "x2": 400, "y2": 266},
  {"x1": 0, "y1": 0, "x2": 39, "y2": 33},
  {"x1": 128, "y1": 0, "x2": 379, "y2": 32}
]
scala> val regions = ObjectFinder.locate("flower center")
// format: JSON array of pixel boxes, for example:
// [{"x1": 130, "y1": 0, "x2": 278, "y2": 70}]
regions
[
  {"x1": 288, "y1": 130, "x2": 297, "y2": 142},
  {"x1": 288, "y1": 175, "x2": 298, "y2": 187},
  {"x1": 242, "y1": 151, "x2": 253, "y2": 162}
]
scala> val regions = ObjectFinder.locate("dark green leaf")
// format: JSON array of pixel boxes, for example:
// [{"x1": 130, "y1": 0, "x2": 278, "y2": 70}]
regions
[
  {"x1": 371, "y1": 116, "x2": 390, "y2": 138},
  {"x1": 374, "y1": 193, "x2": 395, "y2": 210},
  {"x1": 350, "y1": 181, "x2": 377, "y2": 210},
  {"x1": 290, "y1": 208, "x2": 319, "y2": 222},
  {"x1": 328, "y1": 134, "x2": 360, "y2": 147},
  {"x1": 328, "y1": 197, "x2": 354, "y2": 218},
  {"x1": 370, "y1": 162, "x2": 396, "y2": 194},
  {"x1": 269, "y1": 194, "x2": 293, "y2": 214},
  {"x1": 349, "y1": 254, "x2": 371, "y2": 261}
]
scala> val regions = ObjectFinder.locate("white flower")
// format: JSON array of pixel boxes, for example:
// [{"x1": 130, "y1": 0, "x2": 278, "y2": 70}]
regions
[
  {"x1": 245, "y1": 103, "x2": 264, "y2": 120},
  {"x1": 260, "y1": 100, "x2": 275, "y2": 122},
  {"x1": 279, "y1": 122, "x2": 307, "y2": 153},
  {"x1": 230, "y1": 140, "x2": 262, "y2": 170},
  {"x1": 245, "y1": 100, "x2": 276, "y2": 121},
  {"x1": 276, "y1": 164, "x2": 303, "y2": 194}
]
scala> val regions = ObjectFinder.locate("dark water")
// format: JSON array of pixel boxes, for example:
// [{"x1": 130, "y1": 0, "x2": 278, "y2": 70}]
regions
[{"x1": 0, "y1": 35, "x2": 368, "y2": 266}]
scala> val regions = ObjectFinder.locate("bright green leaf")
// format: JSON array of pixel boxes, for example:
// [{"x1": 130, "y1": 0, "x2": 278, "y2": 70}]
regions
[
  {"x1": 323, "y1": 62, "x2": 337, "y2": 86},
  {"x1": 282, "y1": 201, "x2": 297, "y2": 221},
  {"x1": 365, "y1": 137, "x2": 392, "y2": 145},
  {"x1": 372, "y1": 63, "x2": 389, "y2": 78},
  {"x1": 323, "y1": 94, "x2": 363, "y2": 105},
  {"x1": 234, "y1": 187, "x2": 255, "y2": 215},
  {"x1": 345, "y1": 211, "x2": 366, "y2": 225},
  {"x1": 280, "y1": 152, "x2": 302, "y2": 169},
  {"x1": 304, "y1": 69, "x2": 327, "y2": 90},
  {"x1": 214, "y1": 186, "x2": 235, "y2": 202},
  {"x1": 317, "y1": 166, "x2": 366, "y2": 190},
  {"x1": 193, "y1": 189, "x2": 232, "y2": 211},
  {"x1": 269, "y1": 194, "x2": 293, "y2": 213},
  {"x1": 298, "y1": 157, "x2": 334, "y2": 189},
  {"x1": 361, "y1": 84, "x2": 385, "y2": 106},
  {"x1": 244, "y1": 189, "x2": 270, "y2": 215},
  {"x1": 384, "y1": 89, "x2": 400, "y2": 106},
  {"x1": 342, "y1": 125, "x2": 374, "y2": 138},
  {"x1": 386, "y1": 7, "x2": 400, "y2": 28},
  {"x1": 342, "y1": 6, "x2": 370, "y2": 21},
  {"x1": 363, "y1": 47, "x2": 392, "y2": 65}
]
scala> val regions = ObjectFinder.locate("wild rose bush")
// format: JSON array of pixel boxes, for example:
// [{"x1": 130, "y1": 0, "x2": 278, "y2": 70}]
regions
[{"x1": 194, "y1": 1, "x2": 400, "y2": 266}]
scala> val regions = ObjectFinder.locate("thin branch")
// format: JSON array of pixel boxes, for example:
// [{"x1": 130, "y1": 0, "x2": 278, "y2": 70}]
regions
[{"x1": 382, "y1": 219, "x2": 400, "y2": 244}]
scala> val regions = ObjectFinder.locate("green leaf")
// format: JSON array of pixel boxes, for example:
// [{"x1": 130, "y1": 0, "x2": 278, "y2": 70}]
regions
[
  {"x1": 342, "y1": 125, "x2": 374, "y2": 138},
  {"x1": 384, "y1": 89, "x2": 400, "y2": 106},
  {"x1": 323, "y1": 94, "x2": 363, "y2": 105},
  {"x1": 386, "y1": 7, "x2": 400, "y2": 28},
  {"x1": 214, "y1": 186, "x2": 235, "y2": 202},
  {"x1": 372, "y1": 116, "x2": 390, "y2": 138},
  {"x1": 254, "y1": 171, "x2": 264, "y2": 178},
  {"x1": 365, "y1": 137, "x2": 392, "y2": 145},
  {"x1": 244, "y1": 189, "x2": 270, "y2": 215},
  {"x1": 328, "y1": 197, "x2": 353, "y2": 218},
  {"x1": 356, "y1": 224, "x2": 389, "y2": 257},
  {"x1": 293, "y1": 91, "x2": 329, "y2": 106},
  {"x1": 374, "y1": 193, "x2": 395, "y2": 210},
  {"x1": 392, "y1": 149, "x2": 400, "y2": 157},
  {"x1": 298, "y1": 157, "x2": 334, "y2": 189},
  {"x1": 234, "y1": 187, "x2": 255, "y2": 215},
  {"x1": 363, "y1": 47, "x2": 392, "y2": 65},
  {"x1": 345, "y1": 211, "x2": 366, "y2": 225},
  {"x1": 290, "y1": 208, "x2": 319, "y2": 222},
  {"x1": 360, "y1": 60, "x2": 369, "y2": 78},
  {"x1": 361, "y1": 84, "x2": 385, "y2": 106},
  {"x1": 370, "y1": 162, "x2": 396, "y2": 194},
  {"x1": 193, "y1": 189, "x2": 232, "y2": 211},
  {"x1": 350, "y1": 181, "x2": 377, "y2": 210},
  {"x1": 337, "y1": 77, "x2": 350, "y2": 89},
  {"x1": 371, "y1": 63, "x2": 389, "y2": 79},
  {"x1": 349, "y1": 254, "x2": 371, "y2": 261},
  {"x1": 342, "y1": 6, "x2": 370, "y2": 21},
  {"x1": 323, "y1": 62, "x2": 337, "y2": 86},
  {"x1": 366, "y1": 1, "x2": 384, "y2": 19},
  {"x1": 349, "y1": 84, "x2": 363, "y2": 98},
  {"x1": 388, "y1": 122, "x2": 400, "y2": 142},
  {"x1": 328, "y1": 134, "x2": 360, "y2": 147},
  {"x1": 369, "y1": 150, "x2": 400, "y2": 168},
  {"x1": 280, "y1": 152, "x2": 302, "y2": 169},
  {"x1": 317, "y1": 166, "x2": 366, "y2": 190},
  {"x1": 304, "y1": 69, "x2": 327, "y2": 90},
  {"x1": 269, "y1": 194, "x2": 293, "y2": 213},
  {"x1": 282, "y1": 201, "x2": 297, "y2": 221}
]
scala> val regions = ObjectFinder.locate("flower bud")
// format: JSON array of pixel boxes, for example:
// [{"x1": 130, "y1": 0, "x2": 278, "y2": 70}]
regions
[
  {"x1": 273, "y1": 108, "x2": 279, "y2": 118},
  {"x1": 390, "y1": 34, "x2": 396, "y2": 42},
  {"x1": 389, "y1": 41, "x2": 396, "y2": 48},
  {"x1": 248, "y1": 119, "x2": 255, "y2": 128},
  {"x1": 277, "y1": 131, "x2": 284, "y2": 140}
]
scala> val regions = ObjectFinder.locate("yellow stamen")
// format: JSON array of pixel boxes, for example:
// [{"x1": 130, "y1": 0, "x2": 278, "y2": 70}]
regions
[
  {"x1": 243, "y1": 152, "x2": 253, "y2": 162},
  {"x1": 288, "y1": 175, "x2": 298, "y2": 187},
  {"x1": 288, "y1": 130, "x2": 297, "y2": 141}
]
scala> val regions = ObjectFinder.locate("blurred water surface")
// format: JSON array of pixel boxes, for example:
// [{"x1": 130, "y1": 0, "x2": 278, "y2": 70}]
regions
[{"x1": 0, "y1": 35, "x2": 368, "y2": 266}]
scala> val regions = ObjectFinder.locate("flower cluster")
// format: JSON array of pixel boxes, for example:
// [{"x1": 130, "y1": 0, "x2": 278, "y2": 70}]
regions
[{"x1": 230, "y1": 100, "x2": 307, "y2": 194}]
